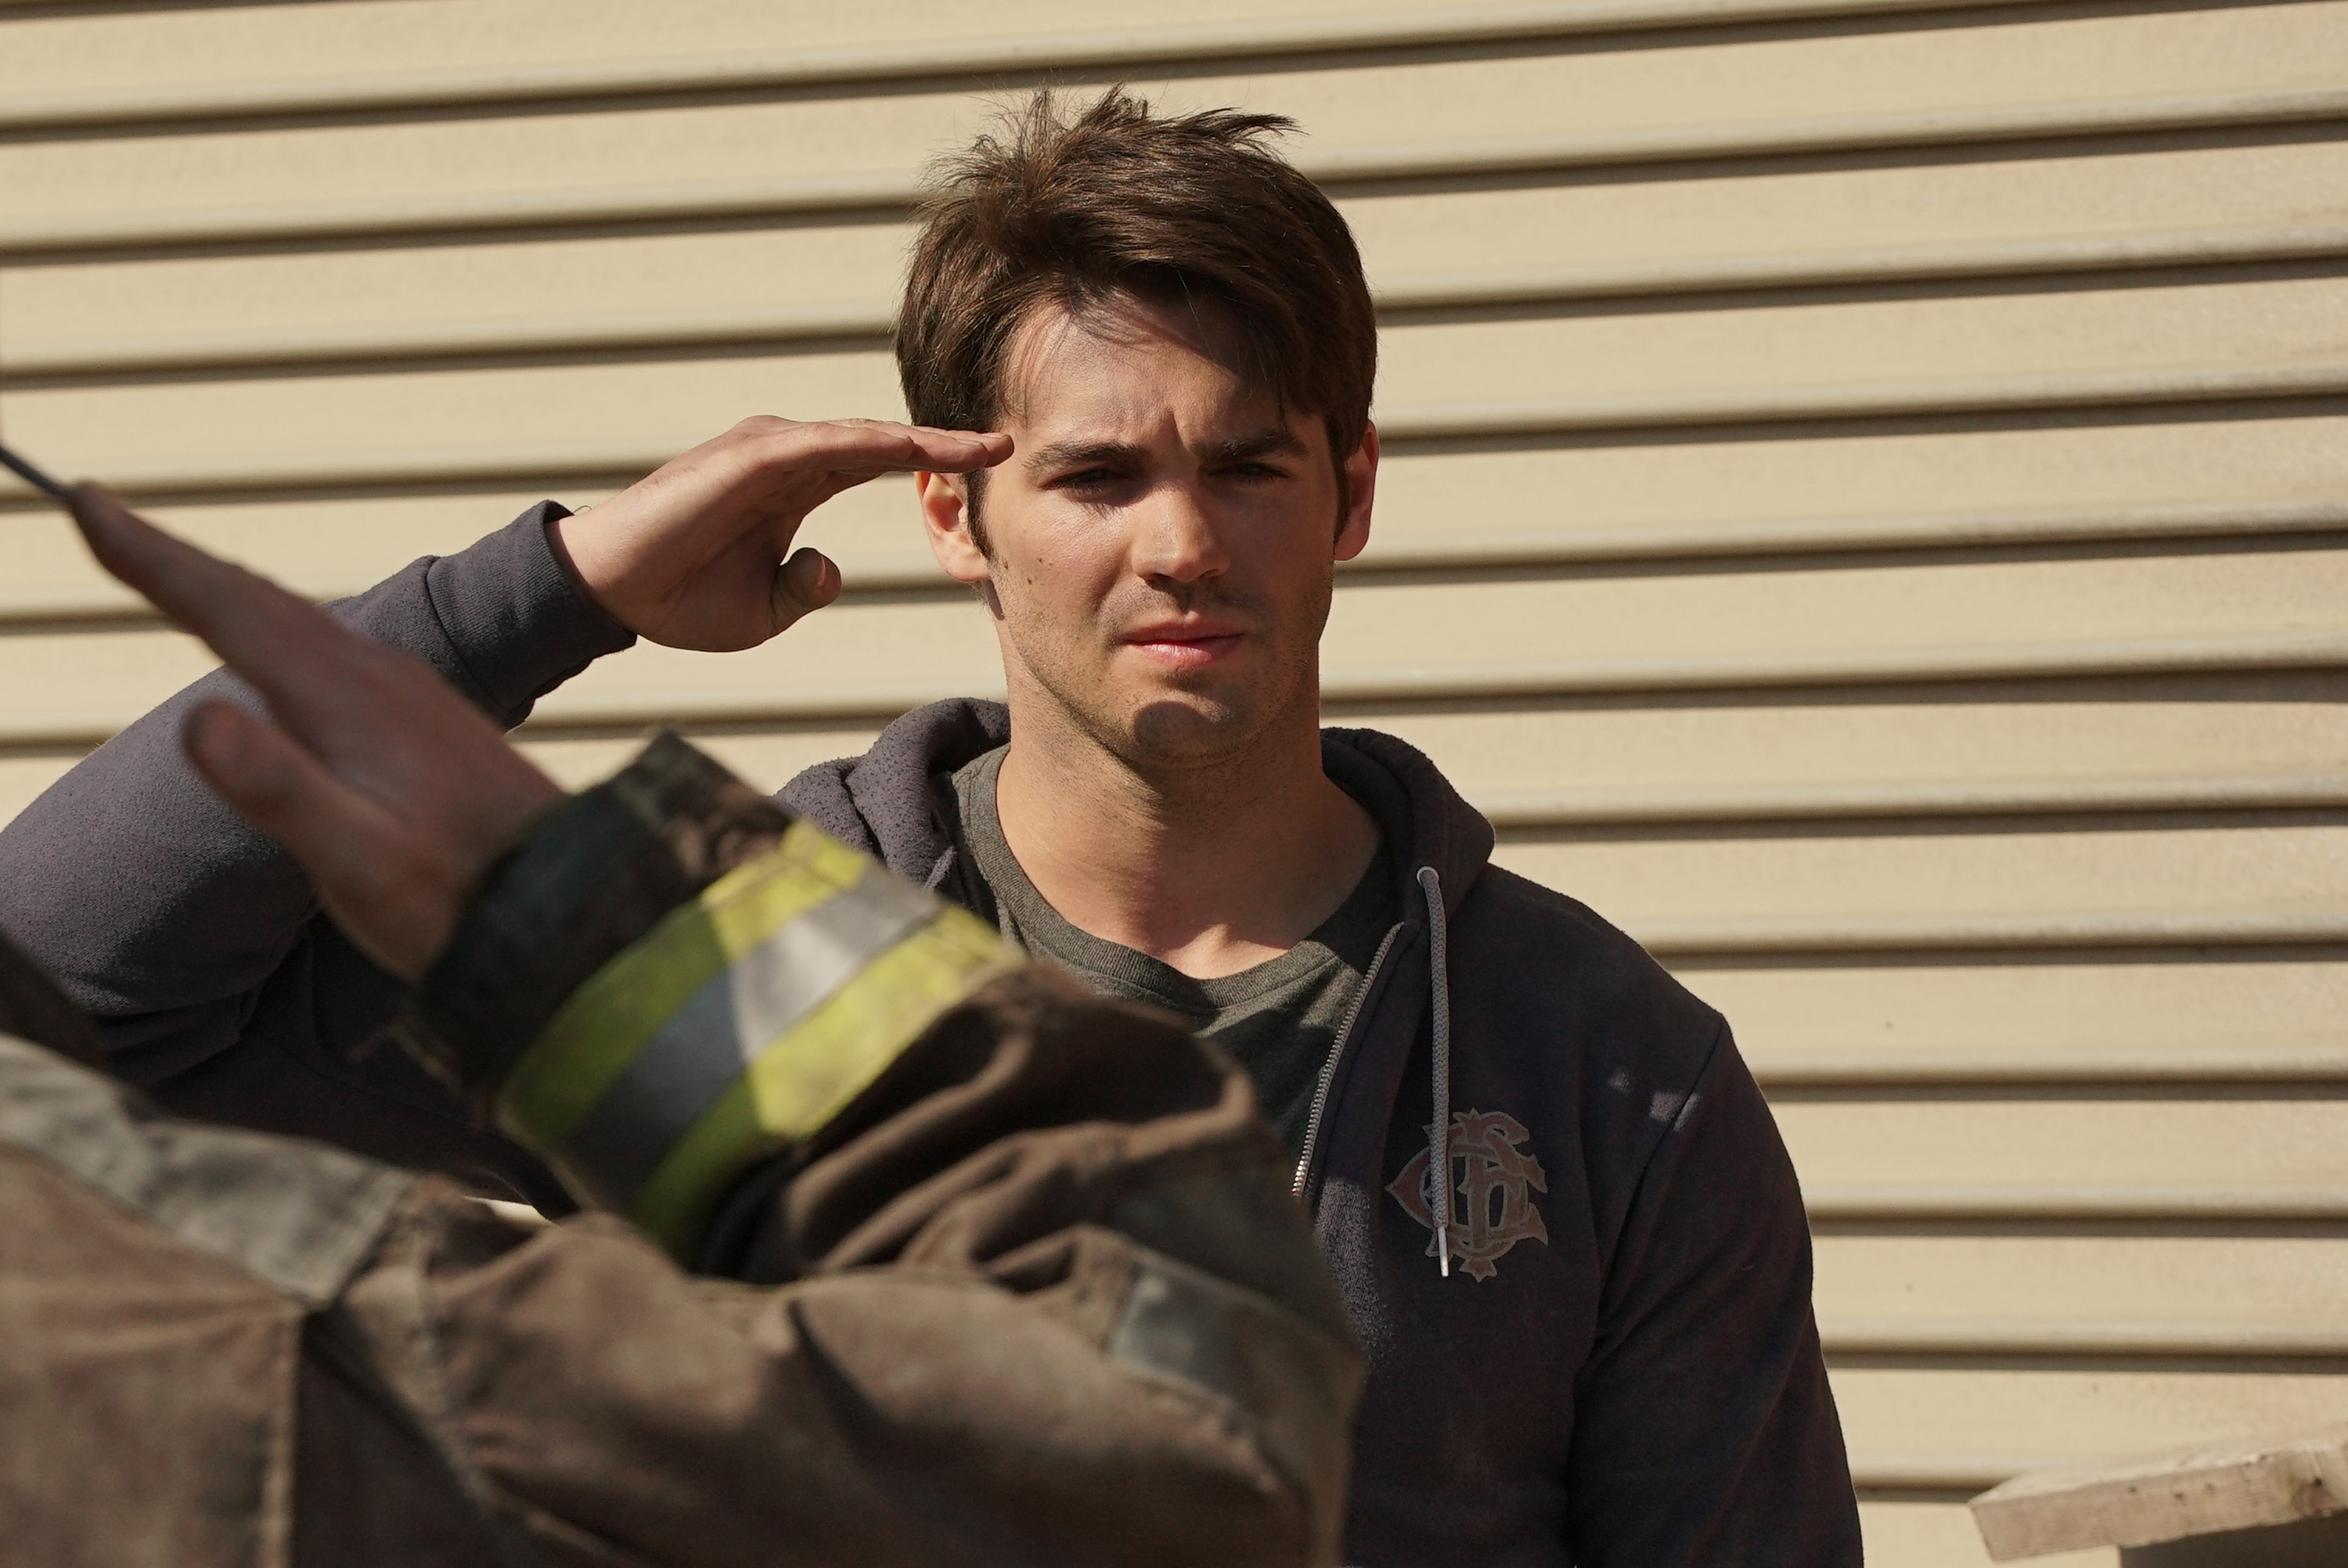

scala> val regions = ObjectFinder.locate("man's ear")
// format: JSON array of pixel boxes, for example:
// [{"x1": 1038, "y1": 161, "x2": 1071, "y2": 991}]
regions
[
  {"x1": 1334, "y1": 421, "x2": 1380, "y2": 563},
  {"x1": 917, "y1": 470, "x2": 991, "y2": 584}
]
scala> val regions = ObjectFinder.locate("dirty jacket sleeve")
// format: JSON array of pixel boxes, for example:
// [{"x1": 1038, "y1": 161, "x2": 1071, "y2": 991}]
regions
[
  {"x1": 0, "y1": 505, "x2": 628, "y2": 1202},
  {"x1": 0, "y1": 736, "x2": 1359, "y2": 1567}
]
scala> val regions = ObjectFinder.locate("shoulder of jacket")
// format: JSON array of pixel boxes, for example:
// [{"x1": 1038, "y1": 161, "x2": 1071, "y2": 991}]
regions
[{"x1": 1453, "y1": 864, "x2": 1727, "y2": 1052}]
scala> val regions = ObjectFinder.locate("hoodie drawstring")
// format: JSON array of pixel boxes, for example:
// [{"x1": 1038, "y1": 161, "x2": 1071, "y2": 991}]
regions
[{"x1": 1416, "y1": 865, "x2": 1453, "y2": 1277}]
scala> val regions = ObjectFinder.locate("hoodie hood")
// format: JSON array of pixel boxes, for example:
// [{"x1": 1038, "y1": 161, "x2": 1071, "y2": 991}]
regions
[
  {"x1": 1320, "y1": 725, "x2": 1493, "y2": 922},
  {"x1": 782, "y1": 698, "x2": 1496, "y2": 914},
  {"x1": 780, "y1": 697, "x2": 1010, "y2": 893}
]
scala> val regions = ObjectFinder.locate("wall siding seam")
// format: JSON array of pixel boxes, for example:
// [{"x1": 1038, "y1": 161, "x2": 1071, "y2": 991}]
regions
[
  {"x1": 13, "y1": 364, "x2": 2348, "y2": 501},
  {"x1": 16, "y1": 222, "x2": 2348, "y2": 380},
  {"x1": 1805, "y1": 1188, "x2": 2348, "y2": 1220},
  {"x1": 9, "y1": 89, "x2": 2348, "y2": 256},
  {"x1": 1819, "y1": 1322, "x2": 2348, "y2": 1357},
  {"x1": 0, "y1": 635, "x2": 2329, "y2": 748},
  {"x1": 4, "y1": 503, "x2": 2340, "y2": 596},
  {"x1": 1756, "y1": 1054, "x2": 2348, "y2": 1085}
]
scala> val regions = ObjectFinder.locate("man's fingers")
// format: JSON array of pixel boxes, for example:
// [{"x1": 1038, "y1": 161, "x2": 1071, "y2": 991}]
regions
[
  {"x1": 770, "y1": 547, "x2": 841, "y2": 632},
  {"x1": 741, "y1": 420, "x2": 1010, "y2": 481},
  {"x1": 71, "y1": 483, "x2": 381, "y2": 739},
  {"x1": 185, "y1": 700, "x2": 473, "y2": 980},
  {"x1": 70, "y1": 483, "x2": 261, "y2": 637},
  {"x1": 184, "y1": 701, "x2": 389, "y2": 874}
]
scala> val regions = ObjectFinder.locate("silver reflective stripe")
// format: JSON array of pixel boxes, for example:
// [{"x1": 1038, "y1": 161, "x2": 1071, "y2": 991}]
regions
[
  {"x1": 561, "y1": 862, "x2": 941, "y2": 1208},
  {"x1": 0, "y1": 1034, "x2": 413, "y2": 1305}
]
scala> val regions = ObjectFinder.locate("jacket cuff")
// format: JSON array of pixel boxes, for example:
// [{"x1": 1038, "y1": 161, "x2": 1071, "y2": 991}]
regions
[
  {"x1": 493, "y1": 822, "x2": 1020, "y2": 1257},
  {"x1": 417, "y1": 502, "x2": 638, "y2": 726},
  {"x1": 412, "y1": 733, "x2": 791, "y2": 1102}
]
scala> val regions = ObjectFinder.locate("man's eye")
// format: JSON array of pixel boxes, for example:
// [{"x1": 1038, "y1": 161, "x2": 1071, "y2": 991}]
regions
[
  {"x1": 1054, "y1": 468, "x2": 1118, "y2": 488},
  {"x1": 1226, "y1": 462, "x2": 1287, "y2": 480}
]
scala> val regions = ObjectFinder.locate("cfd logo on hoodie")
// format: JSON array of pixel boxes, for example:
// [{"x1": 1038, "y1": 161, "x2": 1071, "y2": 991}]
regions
[{"x1": 1387, "y1": 1109, "x2": 1550, "y2": 1281}]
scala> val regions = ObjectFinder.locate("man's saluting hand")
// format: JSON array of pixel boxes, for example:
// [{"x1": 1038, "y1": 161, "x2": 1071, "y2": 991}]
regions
[{"x1": 549, "y1": 416, "x2": 1011, "y2": 651}]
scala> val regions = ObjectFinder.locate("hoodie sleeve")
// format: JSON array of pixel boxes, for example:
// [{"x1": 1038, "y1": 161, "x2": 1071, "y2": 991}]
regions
[
  {"x1": 0, "y1": 505, "x2": 632, "y2": 1202},
  {"x1": 1566, "y1": 1023, "x2": 1864, "y2": 1567}
]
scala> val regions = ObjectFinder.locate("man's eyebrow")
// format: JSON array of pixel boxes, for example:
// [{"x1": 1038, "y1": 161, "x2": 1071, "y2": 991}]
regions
[
  {"x1": 1208, "y1": 428, "x2": 1312, "y2": 463},
  {"x1": 1021, "y1": 427, "x2": 1311, "y2": 473},
  {"x1": 1024, "y1": 439, "x2": 1147, "y2": 473}
]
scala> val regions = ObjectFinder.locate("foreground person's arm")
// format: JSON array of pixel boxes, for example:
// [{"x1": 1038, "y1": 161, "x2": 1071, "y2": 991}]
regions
[
  {"x1": 0, "y1": 483, "x2": 1356, "y2": 1564},
  {"x1": 0, "y1": 421, "x2": 1003, "y2": 1191},
  {"x1": 0, "y1": 508, "x2": 631, "y2": 1192},
  {"x1": 0, "y1": 768, "x2": 1357, "y2": 1566}
]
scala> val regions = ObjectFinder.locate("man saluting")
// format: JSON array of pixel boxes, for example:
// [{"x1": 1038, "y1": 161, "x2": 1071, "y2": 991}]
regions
[{"x1": 0, "y1": 92, "x2": 1860, "y2": 1565}]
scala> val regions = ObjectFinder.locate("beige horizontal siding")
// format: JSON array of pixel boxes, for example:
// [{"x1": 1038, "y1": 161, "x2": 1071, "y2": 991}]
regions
[
  {"x1": 9, "y1": 411, "x2": 2348, "y2": 610},
  {"x1": 1687, "y1": 956, "x2": 2348, "y2": 1082},
  {"x1": 13, "y1": 137, "x2": 2348, "y2": 378},
  {"x1": 1814, "y1": 1232, "x2": 2348, "y2": 1355},
  {"x1": 6, "y1": 2, "x2": 2344, "y2": 1562},
  {"x1": 0, "y1": 543, "x2": 2334, "y2": 741},
  {"x1": 1838, "y1": 1365, "x2": 2348, "y2": 1484},
  {"x1": 1776, "y1": 1094, "x2": 2348, "y2": 1217},
  {"x1": 13, "y1": 273, "x2": 2348, "y2": 496},
  {"x1": 9, "y1": 3, "x2": 2348, "y2": 251}
]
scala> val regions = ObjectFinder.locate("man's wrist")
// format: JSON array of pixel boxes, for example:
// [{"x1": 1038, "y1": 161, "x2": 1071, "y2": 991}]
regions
[
  {"x1": 542, "y1": 505, "x2": 636, "y2": 634},
  {"x1": 403, "y1": 503, "x2": 637, "y2": 726}
]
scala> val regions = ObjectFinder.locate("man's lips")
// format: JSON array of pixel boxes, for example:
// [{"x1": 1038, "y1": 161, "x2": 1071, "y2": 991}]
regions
[{"x1": 1122, "y1": 623, "x2": 1244, "y2": 665}]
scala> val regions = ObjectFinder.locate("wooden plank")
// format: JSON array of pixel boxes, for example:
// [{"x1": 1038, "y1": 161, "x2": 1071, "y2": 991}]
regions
[
  {"x1": 1683, "y1": 955, "x2": 2348, "y2": 1082},
  {"x1": 7, "y1": 4, "x2": 2346, "y2": 245},
  {"x1": 1777, "y1": 1095, "x2": 2348, "y2": 1217},
  {"x1": 1813, "y1": 1234, "x2": 2348, "y2": 1355},
  {"x1": 1835, "y1": 1366, "x2": 2348, "y2": 1485},
  {"x1": 1864, "y1": 1499, "x2": 2112, "y2": 1568},
  {"x1": 16, "y1": 138, "x2": 2348, "y2": 376},
  {"x1": 1969, "y1": 1423, "x2": 2348, "y2": 1559}
]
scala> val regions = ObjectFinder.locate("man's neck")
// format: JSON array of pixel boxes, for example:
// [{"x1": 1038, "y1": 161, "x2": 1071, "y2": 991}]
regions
[{"x1": 993, "y1": 706, "x2": 1381, "y2": 981}]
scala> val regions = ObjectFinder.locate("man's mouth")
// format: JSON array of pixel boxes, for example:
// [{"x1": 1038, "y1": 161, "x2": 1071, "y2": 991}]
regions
[{"x1": 1122, "y1": 620, "x2": 1244, "y2": 667}]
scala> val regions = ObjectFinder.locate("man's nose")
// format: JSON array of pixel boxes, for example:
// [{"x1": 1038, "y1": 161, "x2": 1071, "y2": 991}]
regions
[{"x1": 1133, "y1": 482, "x2": 1230, "y2": 587}]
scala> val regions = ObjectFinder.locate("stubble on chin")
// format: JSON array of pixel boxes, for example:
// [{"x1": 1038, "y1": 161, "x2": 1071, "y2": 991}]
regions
[{"x1": 1000, "y1": 584, "x2": 1323, "y2": 779}]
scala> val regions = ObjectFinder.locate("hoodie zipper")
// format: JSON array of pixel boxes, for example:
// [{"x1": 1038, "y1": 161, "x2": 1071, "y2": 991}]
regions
[{"x1": 1292, "y1": 921, "x2": 1406, "y2": 1200}]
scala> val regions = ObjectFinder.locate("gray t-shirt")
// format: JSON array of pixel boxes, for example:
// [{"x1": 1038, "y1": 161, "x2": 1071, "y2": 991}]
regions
[{"x1": 949, "y1": 746, "x2": 1396, "y2": 1156}]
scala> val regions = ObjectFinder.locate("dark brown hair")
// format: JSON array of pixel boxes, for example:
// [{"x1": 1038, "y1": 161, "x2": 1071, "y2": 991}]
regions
[{"x1": 897, "y1": 89, "x2": 1377, "y2": 530}]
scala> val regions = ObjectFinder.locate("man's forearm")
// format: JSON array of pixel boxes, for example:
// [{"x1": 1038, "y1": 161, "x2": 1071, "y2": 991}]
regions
[{"x1": 0, "y1": 505, "x2": 628, "y2": 1075}]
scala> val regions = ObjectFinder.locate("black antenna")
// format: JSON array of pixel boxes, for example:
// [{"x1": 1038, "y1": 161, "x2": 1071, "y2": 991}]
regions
[{"x1": 0, "y1": 438, "x2": 68, "y2": 503}]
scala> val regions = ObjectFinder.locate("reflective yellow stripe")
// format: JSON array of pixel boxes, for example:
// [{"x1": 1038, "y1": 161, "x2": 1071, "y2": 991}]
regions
[
  {"x1": 620, "y1": 900, "x2": 1018, "y2": 1250},
  {"x1": 494, "y1": 820, "x2": 1023, "y2": 1256},
  {"x1": 496, "y1": 821, "x2": 873, "y2": 1153}
]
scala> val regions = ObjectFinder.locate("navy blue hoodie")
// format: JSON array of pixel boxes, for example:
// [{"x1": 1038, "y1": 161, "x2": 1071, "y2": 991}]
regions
[{"x1": 0, "y1": 508, "x2": 1859, "y2": 1566}]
